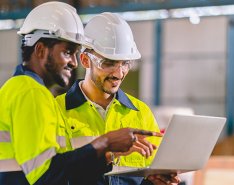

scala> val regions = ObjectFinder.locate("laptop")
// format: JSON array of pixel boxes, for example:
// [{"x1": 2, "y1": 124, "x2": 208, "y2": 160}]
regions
[{"x1": 105, "y1": 114, "x2": 226, "y2": 177}]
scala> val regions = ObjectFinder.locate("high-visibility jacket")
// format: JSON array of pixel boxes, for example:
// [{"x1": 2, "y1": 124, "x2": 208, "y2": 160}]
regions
[
  {"x1": 56, "y1": 80, "x2": 161, "y2": 168},
  {"x1": 0, "y1": 64, "x2": 72, "y2": 184}
]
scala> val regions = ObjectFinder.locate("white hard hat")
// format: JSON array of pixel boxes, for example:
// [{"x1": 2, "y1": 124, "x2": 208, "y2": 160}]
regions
[
  {"x1": 84, "y1": 12, "x2": 141, "y2": 60},
  {"x1": 17, "y1": 2, "x2": 84, "y2": 46}
]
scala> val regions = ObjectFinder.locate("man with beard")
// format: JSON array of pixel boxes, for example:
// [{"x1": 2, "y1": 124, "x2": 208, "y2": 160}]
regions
[
  {"x1": 56, "y1": 12, "x2": 181, "y2": 185},
  {"x1": 0, "y1": 3, "x2": 162, "y2": 185}
]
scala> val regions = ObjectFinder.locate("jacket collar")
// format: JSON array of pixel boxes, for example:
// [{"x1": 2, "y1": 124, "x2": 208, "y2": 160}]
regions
[
  {"x1": 13, "y1": 64, "x2": 45, "y2": 86},
  {"x1": 66, "y1": 80, "x2": 138, "y2": 111}
]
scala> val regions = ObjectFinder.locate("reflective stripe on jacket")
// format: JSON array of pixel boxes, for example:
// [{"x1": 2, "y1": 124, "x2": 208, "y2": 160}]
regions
[{"x1": 56, "y1": 80, "x2": 161, "y2": 168}]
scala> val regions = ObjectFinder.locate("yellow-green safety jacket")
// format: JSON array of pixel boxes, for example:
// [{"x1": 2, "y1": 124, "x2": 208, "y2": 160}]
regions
[
  {"x1": 0, "y1": 65, "x2": 72, "y2": 184},
  {"x1": 56, "y1": 80, "x2": 161, "y2": 168}
]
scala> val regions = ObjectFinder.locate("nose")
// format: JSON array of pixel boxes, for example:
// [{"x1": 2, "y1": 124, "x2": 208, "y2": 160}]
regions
[
  {"x1": 112, "y1": 64, "x2": 125, "y2": 79},
  {"x1": 69, "y1": 54, "x2": 78, "y2": 69}
]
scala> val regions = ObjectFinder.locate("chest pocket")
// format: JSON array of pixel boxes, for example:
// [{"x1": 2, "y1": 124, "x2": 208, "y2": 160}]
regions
[
  {"x1": 67, "y1": 118, "x2": 97, "y2": 149},
  {"x1": 68, "y1": 118, "x2": 95, "y2": 137}
]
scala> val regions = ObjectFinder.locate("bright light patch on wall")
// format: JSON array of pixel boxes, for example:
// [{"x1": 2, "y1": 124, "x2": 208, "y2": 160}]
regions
[
  {"x1": 189, "y1": 15, "x2": 200, "y2": 24},
  {"x1": 1, "y1": 5, "x2": 234, "y2": 30},
  {"x1": 120, "y1": 10, "x2": 169, "y2": 21},
  {"x1": 0, "y1": 19, "x2": 15, "y2": 29},
  {"x1": 80, "y1": 10, "x2": 169, "y2": 24}
]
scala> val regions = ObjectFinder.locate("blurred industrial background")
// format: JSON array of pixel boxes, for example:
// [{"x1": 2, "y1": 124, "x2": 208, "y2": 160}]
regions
[{"x1": 0, "y1": 1, "x2": 234, "y2": 184}]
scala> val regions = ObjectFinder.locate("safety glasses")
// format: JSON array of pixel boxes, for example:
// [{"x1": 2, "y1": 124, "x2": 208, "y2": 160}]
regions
[{"x1": 84, "y1": 52, "x2": 133, "y2": 72}]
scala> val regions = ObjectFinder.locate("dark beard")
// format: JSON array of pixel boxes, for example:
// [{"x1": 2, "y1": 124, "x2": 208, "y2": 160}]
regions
[{"x1": 45, "y1": 54, "x2": 67, "y2": 87}]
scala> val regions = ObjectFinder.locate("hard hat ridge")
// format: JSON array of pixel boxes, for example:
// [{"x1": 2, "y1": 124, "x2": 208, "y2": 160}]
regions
[{"x1": 100, "y1": 12, "x2": 122, "y2": 24}]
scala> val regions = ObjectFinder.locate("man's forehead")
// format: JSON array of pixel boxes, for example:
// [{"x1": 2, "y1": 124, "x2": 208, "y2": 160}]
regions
[{"x1": 61, "y1": 41, "x2": 81, "y2": 51}]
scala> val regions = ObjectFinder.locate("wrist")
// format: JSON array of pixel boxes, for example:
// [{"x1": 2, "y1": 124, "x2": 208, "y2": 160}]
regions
[{"x1": 91, "y1": 135, "x2": 109, "y2": 157}]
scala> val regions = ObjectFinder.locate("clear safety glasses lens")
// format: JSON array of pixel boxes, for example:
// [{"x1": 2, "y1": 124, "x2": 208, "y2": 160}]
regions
[{"x1": 85, "y1": 52, "x2": 132, "y2": 72}]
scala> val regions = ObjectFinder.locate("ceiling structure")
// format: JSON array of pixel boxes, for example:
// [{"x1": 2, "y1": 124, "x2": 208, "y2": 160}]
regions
[{"x1": 1, "y1": 0, "x2": 234, "y2": 20}]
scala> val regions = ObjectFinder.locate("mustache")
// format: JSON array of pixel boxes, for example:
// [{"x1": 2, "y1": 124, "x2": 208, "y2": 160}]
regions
[
  {"x1": 64, "y1": 66, "x2": 73, "y2": 71},
  {"x1": 105, "y1": 76, "x2": 121, "y2": 81}
]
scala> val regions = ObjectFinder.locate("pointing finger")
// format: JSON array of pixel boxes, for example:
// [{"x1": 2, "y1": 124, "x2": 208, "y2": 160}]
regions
[{"x1": 132, "y1": 129, "x2": 163, "y2": 137}]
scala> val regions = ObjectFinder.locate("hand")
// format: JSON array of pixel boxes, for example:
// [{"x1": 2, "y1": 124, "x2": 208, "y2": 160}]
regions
[
  {"x1": 105, "y1": 128, "x2": 162, "y2": 153},
  {"x1": 147, "y1": 174, "x2": 181, "y2": 185},
  {"x1": 114, "y1": 134, "x2": 158, "y2": 158},
  {"x1": 91, "y1": 128, "x2": 162, "y2": 157}
]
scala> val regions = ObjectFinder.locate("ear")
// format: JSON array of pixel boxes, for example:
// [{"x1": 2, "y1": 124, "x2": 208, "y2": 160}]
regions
[
  {"x1": 80, "y1": 53, "x2": 91, "y2": 68},
  {"x1": 34, "y1": 42, "x2": 47, "y2": 59}
]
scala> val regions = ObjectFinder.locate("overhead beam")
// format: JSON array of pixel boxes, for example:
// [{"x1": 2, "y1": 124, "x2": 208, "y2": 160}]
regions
[{"x1": 1, "y1": 0, "x2": 234, "y2": 19}]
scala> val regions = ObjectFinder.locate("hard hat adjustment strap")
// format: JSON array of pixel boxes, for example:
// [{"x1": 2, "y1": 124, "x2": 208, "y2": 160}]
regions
[
  {"x1": 22, "y1": 29, "x2": 84, "y2": 47},
  {"x1": 23, "y1": 30, "x2": 58, "y2": 46}
]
